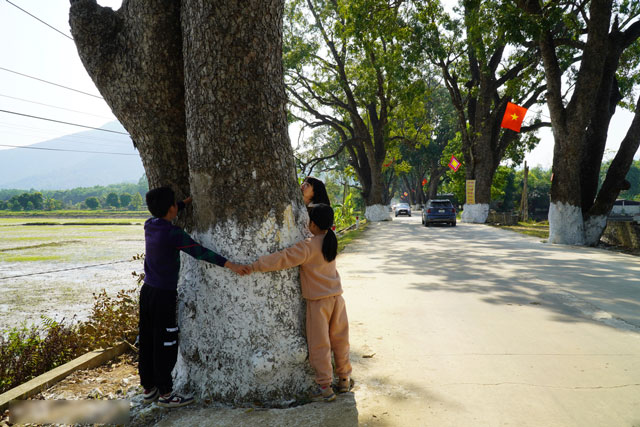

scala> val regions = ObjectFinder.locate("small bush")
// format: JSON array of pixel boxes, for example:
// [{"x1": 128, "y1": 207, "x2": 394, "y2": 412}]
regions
[
  {"x1": 333, "y1": 193, "x2": 360, "y2": 231},
  {"x1": 0, "y1": 286, "x2": 139, "y2": 394},
  {"x1": 76, "y1": 288, "x2": 139, "y2": 352}
]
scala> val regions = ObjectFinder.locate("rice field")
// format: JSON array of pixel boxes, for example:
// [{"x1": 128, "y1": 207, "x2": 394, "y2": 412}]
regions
[{"x1": 0, "y1": 217, "x2": 147, "y2": 332}]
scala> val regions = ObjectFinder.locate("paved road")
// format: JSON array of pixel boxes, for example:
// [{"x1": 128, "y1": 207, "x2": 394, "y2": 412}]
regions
[{"x1": 342, "y1": 216, "x2": 640, "y2": 426}]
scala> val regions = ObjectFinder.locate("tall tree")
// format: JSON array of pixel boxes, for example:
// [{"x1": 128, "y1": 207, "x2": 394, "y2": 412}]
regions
[
  {"x1": 284, "y1": 0, "x2": 426, "y2": 220},
  {"x1": 519, "y1": 0, "x2": 640, "y2": 245},
  {"x1": 418, "y1": 0, "x2": 547, "y2": 223},
  {"x1": 391, "y1": 81, "x2": 458, "y2": 202},
  {"x1": 70, "y1": 0, "x2": 313, "y2": 405}
]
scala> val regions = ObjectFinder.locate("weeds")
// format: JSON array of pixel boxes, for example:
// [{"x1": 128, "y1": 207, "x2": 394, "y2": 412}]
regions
[
  {"x1": 333, "y1": 193, "x2": 359, "y2": 231},
  {"x1": 494, "y1": 220, "x2": 550, "y2": 239},
  {"x1": 0, "y1": 286, "x2": 139, "y2": 394},
  {"x1": 337, "y1": 221, "x2": 368, "y2": 253}
]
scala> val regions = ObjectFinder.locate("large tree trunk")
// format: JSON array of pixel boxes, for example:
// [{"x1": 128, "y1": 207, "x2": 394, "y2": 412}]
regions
[
  {"x1": 70, "y1": 0, "x2": 314, "y2": 406},
  {"x1": 460, "y1": 131, "x2": 496, "y2": 223},
  {"x1": 349, "y1": 133, "x2": 390, "y2": 221},
  {"x1": 176, "y1": 0, "x2": 312, "y2": 404}
]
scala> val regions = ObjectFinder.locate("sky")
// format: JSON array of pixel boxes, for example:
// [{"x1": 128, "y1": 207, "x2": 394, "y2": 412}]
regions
[
  {"x1": 0, "y1": 0, "x2": 636, "y2": 170},
  {"x1": 0, "y1": 0, "x2": 130, "y2": 155}
]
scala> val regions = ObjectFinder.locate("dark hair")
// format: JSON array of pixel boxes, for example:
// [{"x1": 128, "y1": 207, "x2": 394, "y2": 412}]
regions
[
  {"x1": 304, "y1": 176, "x2": 331, "y2": 206},
  {"x1": 309, "y1": 203, "x2": 337, "y2": 262},
  {"x1": 146, "y1": 186, "x2": 176, "y2": 218}
]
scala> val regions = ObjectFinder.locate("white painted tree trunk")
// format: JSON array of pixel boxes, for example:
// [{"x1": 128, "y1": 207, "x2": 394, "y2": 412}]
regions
[
  {"x1": 174, "y1": 204, "x2": 315, "y2": 405},
  {"x1": 549, "y1": 202, "x2": 608, "y2": 246},
  {"x1": 365, "y1": 204, "x2": 392, "y2": 221},
  {"x1": 548, "y1": 202, "x2": 585, "y2": 245},
  {"x1": 460, "y1": 204, "x2": 489, "y2": 223}
]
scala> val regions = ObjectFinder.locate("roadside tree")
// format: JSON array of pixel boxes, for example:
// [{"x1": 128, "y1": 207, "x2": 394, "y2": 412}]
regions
[
  {"x1": 519, "y1": 0, "x2": 640, "y2": 245},
  {"x1": 417, "y1": 0, "x2": 548, "y2": 223},
  {"x1": 392, "y1": 81, "x2": 458, "y2": 203},
  {"x1": 285, "y1": 0, "x2": 429, "y2": 220}
]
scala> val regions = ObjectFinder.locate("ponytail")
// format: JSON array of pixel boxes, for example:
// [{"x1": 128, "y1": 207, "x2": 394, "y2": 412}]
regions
[
  {"x1": 308, "y1": 203, "x2": 337, "y2": 262},
  {"x1": 322, "y1": 228, "x2": 338, "y2": 262}
]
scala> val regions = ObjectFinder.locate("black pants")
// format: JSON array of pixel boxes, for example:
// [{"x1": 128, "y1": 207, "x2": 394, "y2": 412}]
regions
[{"x1": 138, "y1": 283, "x2": 179, "y2": 395}]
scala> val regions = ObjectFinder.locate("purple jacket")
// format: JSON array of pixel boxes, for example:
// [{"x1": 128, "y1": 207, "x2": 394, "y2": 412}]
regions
[{"x1": 143, "y1": 215, "x2": 227, "y2": 291}]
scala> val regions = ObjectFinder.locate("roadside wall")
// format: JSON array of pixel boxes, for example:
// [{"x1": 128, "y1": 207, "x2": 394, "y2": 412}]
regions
[{"x1": 601, "y1": 220, "x2": 640, "y2": 249}]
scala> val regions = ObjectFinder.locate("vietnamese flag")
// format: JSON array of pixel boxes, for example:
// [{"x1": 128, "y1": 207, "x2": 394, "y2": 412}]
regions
[{"x1": 501, "y1": 102, "x2": 528, "y2": 132}]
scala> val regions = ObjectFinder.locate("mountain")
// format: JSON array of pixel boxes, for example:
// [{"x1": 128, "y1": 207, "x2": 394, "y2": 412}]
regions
[{"x1": 0, "y1": 122, "x2": 144, "y2": 190}]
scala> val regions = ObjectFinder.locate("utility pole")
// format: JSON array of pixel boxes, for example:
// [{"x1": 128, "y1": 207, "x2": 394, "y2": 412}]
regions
[{"x1": 519, "y1": 161, "x2": 529, "y2": 222}]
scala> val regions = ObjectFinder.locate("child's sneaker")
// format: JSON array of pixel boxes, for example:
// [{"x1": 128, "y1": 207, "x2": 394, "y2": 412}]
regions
[
  {"x1": 337, "y1": 377, "x2": 354, "y2": 393},
  {"x1": 157, "y1": 393, "x2": 194, "y2": 408},
  {"x1": 142, "y1": 387, "x2": 159, "y2": 404},
  {"x1": 311, "y1": 385, "x2": 336, "y2": 402}
]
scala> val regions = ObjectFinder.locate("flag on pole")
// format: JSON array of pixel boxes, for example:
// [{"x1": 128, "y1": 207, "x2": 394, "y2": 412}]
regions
[
  {"x1": 448, "y1": 155, "x2": 461, "y2": 172},
  {"x1": 500, "y1": 102, "x2": 528, "y2": 132}
]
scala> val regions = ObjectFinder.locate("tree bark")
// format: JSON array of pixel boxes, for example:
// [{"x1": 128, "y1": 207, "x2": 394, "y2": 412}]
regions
[
  {"x1": 70, "y1": 0, "x2": 313, "y2": 405},
  {"x1": 69, "y1": 0, "x2": 189, "y2": 196}
]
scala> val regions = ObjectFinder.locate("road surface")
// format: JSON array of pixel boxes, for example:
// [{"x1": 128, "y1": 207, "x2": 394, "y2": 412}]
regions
[{"x1": 343, "y1": 216, "x2": 640, "y2": 426}]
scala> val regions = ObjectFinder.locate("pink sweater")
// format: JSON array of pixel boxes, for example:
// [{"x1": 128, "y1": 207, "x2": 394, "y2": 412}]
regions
[{"x1": 251, "y1": 234, "x2": 342, "y2": 300}]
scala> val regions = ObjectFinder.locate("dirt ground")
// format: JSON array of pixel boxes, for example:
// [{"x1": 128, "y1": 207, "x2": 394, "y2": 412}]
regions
[{"x1": 1, "y1": 352, "x2": 141, "y2": 426}]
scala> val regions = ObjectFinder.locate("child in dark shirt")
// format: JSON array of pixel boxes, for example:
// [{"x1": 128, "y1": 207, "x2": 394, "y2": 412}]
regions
[{"x1": 139, "y1": 186, "x2": 247, "y2": 408}]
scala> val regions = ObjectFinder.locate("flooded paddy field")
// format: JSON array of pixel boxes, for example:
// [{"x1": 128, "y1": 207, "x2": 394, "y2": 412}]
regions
[{"x1": 0, "y1": 217, "x2": 147, "y2": 332}]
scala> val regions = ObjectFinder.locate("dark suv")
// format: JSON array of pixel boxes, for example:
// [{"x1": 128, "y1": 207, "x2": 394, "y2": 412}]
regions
[{"x1": 422, "y1": 199, "x2": 456, "y2": 226}]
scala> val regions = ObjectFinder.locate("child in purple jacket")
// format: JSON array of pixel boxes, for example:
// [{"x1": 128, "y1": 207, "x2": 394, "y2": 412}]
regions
[{"x1": 139, "y1": 186, "x2": 246, "y2": 408}]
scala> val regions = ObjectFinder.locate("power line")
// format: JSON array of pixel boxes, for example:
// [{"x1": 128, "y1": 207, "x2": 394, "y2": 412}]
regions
[
  {"x1": 0, "y1": 66, "x2": 103, "y2": 99},
  {"x1": 0, "y1": 93, "x2": 114, "y2": 120},
  {"x1": 0, "y1": 122, "x2": 131, "y2": 146},
  {"x1": 0, "y1": 143, "x2": 137, "y2": 156},
  {"x1": 0, "y1": 131, "x2": 130, "y2": 150},
  {"x1": 0, "y1": 109, "x2": 129, "y2": 135},
  {"x1": 0, "y1": 259, "x2": 139, "y2": 281},
  {"x1": 4, "y1": 0, "x2": 74, "y2": 40}
]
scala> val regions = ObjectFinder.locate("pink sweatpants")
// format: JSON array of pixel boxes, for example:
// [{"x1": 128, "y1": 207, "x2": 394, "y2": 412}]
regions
[{"x1": 306, "y1": 295, "x2": 352, "y2": 387}]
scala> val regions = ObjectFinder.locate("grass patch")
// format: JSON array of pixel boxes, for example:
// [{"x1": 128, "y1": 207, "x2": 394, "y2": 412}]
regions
[
  {"x1": 2, "y1": 255, "x2": 64, "y2": 262},
  {"x1": 0, "y1": 217, "x2": 144, "y2": 226},
  {"x1": 0, "y1": 240, "x2": 82, "y2": 252},
  {"x1": 337, "y1": 221, "x2": 369, "y2": 253},
  {"x1": 496, "y1": 220, "x2": 549, "y2": 239},
  {"x1": 0, "y1": 210, "x2": 148, "y2": 219}
]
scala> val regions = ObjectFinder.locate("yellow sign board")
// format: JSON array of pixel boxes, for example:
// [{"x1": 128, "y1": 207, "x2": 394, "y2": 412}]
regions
[{"x1": 466, "y1": 180, "x2": 476, "y2": 205}]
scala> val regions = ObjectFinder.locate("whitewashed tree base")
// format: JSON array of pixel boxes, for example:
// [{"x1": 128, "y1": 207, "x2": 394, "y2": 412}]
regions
[
  {"x1": 365, "y1": 204, "x2": 391, "y2": 221},
  {"x1": 173, "y1": 204, "x2": 315, "y2": 405},
  {"x1": 583, "y1": 214, "x2": 608, "y2": 246},
  {"x1": 548, "y1": 202, "x2": 585, "y2": 245},
  {"x1": 461, "y1": 204, "x2": 489, "y2": 223},
  {"x1": 548, "y1": 202, "x2": 607, "y2": 246}
]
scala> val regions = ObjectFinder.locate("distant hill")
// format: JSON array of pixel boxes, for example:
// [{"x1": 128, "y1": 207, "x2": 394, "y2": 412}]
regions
[{"x1": 0, "y1": 122, "x2": 144, "y2": 190}]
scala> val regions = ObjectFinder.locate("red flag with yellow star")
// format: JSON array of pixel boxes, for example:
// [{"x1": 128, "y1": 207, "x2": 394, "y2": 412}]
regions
[{"x1": 501, "y1": 102, "x2": 528, "y2": 132}]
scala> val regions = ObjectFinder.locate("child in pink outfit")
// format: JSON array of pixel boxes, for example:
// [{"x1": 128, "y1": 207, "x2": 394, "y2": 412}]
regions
[{"x1": 244, "y1": 204, "x2": 352, "y2": 402}]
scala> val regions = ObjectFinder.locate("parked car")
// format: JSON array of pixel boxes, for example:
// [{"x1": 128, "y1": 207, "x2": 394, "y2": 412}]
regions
[
  {"x1": 422, "y1": 199, "x2": 456, "y2": 226},
  {"x1": 395, "y1": 203, "x2": 411, "y2": 217}
]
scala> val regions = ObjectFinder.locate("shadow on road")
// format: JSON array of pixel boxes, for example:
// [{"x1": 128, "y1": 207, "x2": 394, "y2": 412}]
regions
[{"x1": 351, "y1": 219, "x2": 640, "y2": 331}]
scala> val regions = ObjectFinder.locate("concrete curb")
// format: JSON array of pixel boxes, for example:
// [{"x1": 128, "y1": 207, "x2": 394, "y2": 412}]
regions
[{"x1": 0, "y1": 342, "x2": 129, "y2": 411}]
